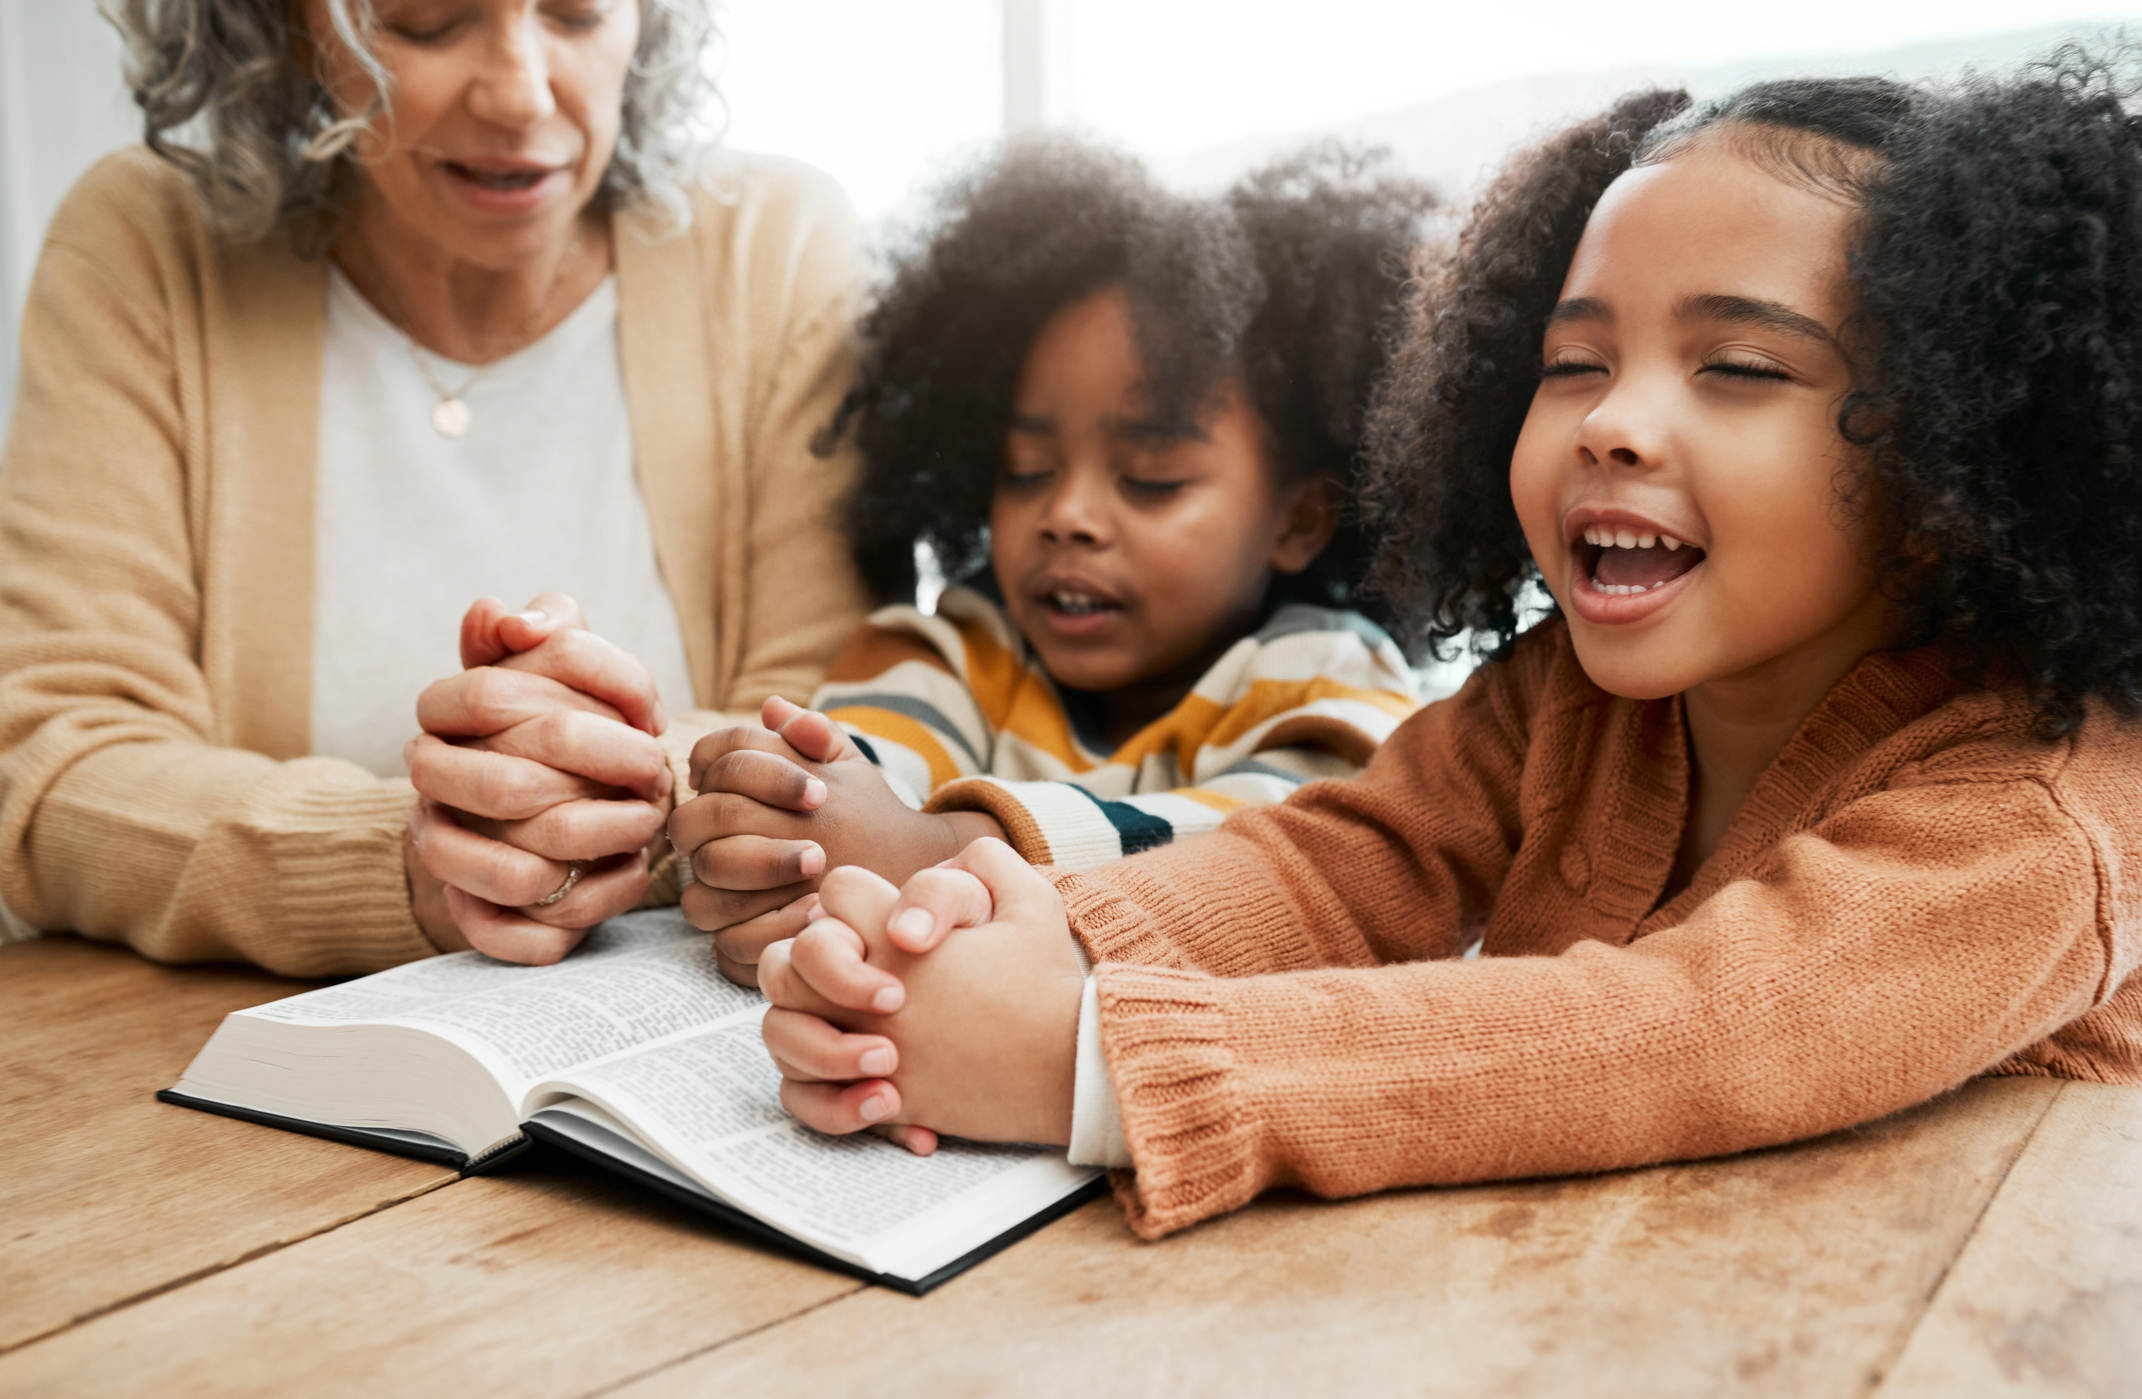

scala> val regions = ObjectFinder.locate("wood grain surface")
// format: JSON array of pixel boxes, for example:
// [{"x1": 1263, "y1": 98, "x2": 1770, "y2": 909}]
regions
[
  {"x1": 10, "y1": 934, "x2": 2138, "y2": 1398},
  {"x1": 615, "y1": 1077, "x2": 2062, "y2": 1399},
  {"x1": 0, "y1": 1150, "x2": 860, "y2": 1399},
  {"x1": 1875, "y1": 1080, "x2": 2142, "y2": 1398},
  {"x1": 0, "y1": 936, "x2": 453, "y2": 1351}
]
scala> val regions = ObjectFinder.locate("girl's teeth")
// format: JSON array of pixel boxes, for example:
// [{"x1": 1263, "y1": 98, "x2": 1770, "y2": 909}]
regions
[
  {"x1": 1596, "y1": 581, "x2": 1665, "y2": 595},
  {"x1": 1579, "y1": 525, "x2": 1691, "y2": 551}
]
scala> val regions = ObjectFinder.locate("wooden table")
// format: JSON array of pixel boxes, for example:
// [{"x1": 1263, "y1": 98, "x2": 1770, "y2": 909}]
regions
[{"x1": 4, "y1": 934, "x2": 2137, "y2": 1398}]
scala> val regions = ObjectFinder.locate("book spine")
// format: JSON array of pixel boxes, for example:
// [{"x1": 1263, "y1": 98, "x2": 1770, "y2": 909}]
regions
[{"x1": 463, "y1": 1133, "x2": 534, "y2": 1176}]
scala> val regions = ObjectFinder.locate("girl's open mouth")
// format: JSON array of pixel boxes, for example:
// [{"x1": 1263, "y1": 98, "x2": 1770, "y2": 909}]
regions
[
  {"x1": 1578, "y1": 524, "x2": 1706, "y2": 594},
  {"x1": 1569, "y1": 524, "x2": 1707, "y2": 620}
]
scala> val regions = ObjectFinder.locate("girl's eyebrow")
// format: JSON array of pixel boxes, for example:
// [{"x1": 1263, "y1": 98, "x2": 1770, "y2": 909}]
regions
[
  {"x1": 1546, "y1": 297, "x2": 1610, "y2": 328},
  {"x1": 1678, "y1": 293, "x2": 1838, "y2": 348},
  {"x1": 1009, "y1": 412, "x2": 1054, "y2": 435}
]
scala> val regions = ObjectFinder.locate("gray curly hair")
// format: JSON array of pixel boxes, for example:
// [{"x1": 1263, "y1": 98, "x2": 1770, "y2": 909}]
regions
[{"x1": 101, "y1": 0, "x2": 718, "y2": 246}]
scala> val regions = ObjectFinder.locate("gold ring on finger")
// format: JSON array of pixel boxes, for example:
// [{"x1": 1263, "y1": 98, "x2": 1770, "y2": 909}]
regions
[{"x1": 534, "y1": 859, "x2": 592, "y2": 907}]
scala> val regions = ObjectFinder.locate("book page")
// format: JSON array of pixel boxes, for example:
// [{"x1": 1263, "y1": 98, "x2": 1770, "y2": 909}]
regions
[
  {"x1": 241, "y1": 909, "x2": 761, "y2": 1089},
  {"x1": 531, "y1": 1018, "x2": 1093, "y2": 1273},
  {"x1": 243, "y1": 909, "x2": 696, "y2": 1024}
]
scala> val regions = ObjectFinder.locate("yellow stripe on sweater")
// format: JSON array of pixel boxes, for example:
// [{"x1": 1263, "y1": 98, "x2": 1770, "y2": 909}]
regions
[
  {"x1": 824, "y1": 705, "x2": 962, "y2": 790},
  {"x1": 1214, "y1": 678, "x2": 1415, "y2": 742},
  {"x1": 947, "y1": 614, "x2": 1091, "y2": 771},
  {"x1": 1105, "y1": 677, "x2": 1406, "y2": 774},
  {"x1": 1170, "y1": 786, "x2": 1249, "y2": 814}
]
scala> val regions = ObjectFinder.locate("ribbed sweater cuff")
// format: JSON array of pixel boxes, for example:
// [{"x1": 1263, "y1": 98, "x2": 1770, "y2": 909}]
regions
[
  {"x1": 1093, "y1": 963, "x2": 1258, "y2": 1240},
  {"x1": 1049, "y1": 868, "x2": 1182, "y2": 967},
  {"x1": 252, "y1": 778, "x2": 437, "y2": 974},
  {"x1": 927, "y1": 776, "x2": 1053, "y2": 863}
]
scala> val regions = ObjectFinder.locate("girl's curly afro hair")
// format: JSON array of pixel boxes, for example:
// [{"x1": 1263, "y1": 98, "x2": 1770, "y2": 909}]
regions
[
  {"x1": 824, "y1": 137, "x2": 1441, "y2": 618},
  {"x1": 1364, "y1": 46, "x2": 2142, "y2": 734}
]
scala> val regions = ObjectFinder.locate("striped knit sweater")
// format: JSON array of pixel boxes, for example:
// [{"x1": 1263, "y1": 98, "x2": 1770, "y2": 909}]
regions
[{"x1": 809, "y1": 586, "x2": 1424, "y2": 869}]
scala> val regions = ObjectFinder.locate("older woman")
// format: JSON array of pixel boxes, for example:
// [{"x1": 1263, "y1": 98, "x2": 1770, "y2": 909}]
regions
[{"x1": 0, "y1": 0, "x2": 868, "y2": 973}]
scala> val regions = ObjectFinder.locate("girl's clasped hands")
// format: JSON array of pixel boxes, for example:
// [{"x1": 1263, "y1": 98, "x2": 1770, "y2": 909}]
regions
[{"x1": 759, "y1": 841, "x2": 1085, "y2": 1154}]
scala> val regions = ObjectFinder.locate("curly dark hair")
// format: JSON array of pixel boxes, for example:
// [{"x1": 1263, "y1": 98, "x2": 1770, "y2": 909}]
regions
[
  {"x1": 1364, "y1": 48, "x2": 2142, "y2": 733},
  {"x1": 824, "y1": 137, "x2": 1440, "y2": 618}
]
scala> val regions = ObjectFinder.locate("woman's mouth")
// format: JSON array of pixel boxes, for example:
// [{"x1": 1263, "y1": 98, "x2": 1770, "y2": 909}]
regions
[
  {"x1": 444, "y1": 161, "x2": 552, "y2": 190},
  {"x1": 438, "y1": 160, "x2": 564, "y2": 211}
]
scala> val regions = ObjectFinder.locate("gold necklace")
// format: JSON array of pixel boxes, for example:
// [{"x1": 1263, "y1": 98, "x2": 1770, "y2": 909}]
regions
[{"x1": 365, "y1": 229, "x2": 584, "y2": 440}]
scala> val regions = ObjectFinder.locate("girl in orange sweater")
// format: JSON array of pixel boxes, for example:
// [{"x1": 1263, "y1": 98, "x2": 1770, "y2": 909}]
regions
[{"x1": 736, "y1": 58, "x2": 2142, "y2": 1237}]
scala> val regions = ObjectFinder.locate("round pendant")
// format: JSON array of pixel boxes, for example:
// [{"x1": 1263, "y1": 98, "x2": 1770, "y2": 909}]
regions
[{"x1": 432, "y1": 398, "x2": 472, "y2": 439}]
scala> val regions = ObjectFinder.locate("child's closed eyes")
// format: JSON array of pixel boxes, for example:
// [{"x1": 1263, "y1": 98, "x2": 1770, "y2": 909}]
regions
[{"x1": 988, "y1": 286, "x2": 1337, "y2": 743}]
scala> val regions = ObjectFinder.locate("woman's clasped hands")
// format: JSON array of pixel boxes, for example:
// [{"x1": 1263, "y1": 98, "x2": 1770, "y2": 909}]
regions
[
  {"x1": 404, "y1": 593, "x2": 676, "y2": 965},
  {"x1": 756, "y1": 838, "x2": 1085, "y2": 1156}
]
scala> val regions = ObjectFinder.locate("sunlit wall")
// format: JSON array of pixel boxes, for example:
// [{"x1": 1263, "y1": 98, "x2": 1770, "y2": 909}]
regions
[{"x1": 2, "y1": 1, "x2": 2138, "y2": 429}]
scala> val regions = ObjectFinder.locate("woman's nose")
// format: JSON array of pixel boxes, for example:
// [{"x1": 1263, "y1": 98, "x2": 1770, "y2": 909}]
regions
[{"x1": 468, "y1": 17, "x2": 558, "y2": 128}]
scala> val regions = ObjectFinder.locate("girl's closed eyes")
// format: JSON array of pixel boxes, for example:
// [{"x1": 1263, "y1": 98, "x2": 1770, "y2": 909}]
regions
[
  {"x1": 1537, "y1": 355, "x2": 1800, "y2": 382},
  {"x1": 986, "y1": 286, "x2": 1338, "y2": 718},
  {"x1": 1699, "y1": 357, "x2": 1795, "y2": 381},
  {"x1": 1537, "y1": 354, "x2": 1800, "y2": 381}
]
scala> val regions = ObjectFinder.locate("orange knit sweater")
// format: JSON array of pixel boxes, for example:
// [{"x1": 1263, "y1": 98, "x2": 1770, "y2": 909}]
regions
[{"x1": 1055, "y1": 620, "x2": 2142, "y2": 1239}]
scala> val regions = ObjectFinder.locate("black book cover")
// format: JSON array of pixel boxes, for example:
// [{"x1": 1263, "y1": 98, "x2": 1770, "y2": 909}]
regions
[
  {"x1": 156, "y1": 1088, "x2": 534, "y2": 1174},
  {"x1": 157, "y1": 1088, "x2": 1104, "y2": 1294},
  {"x1": 523, "y1": 1118, "x2": 1106, "y2": 1295}
]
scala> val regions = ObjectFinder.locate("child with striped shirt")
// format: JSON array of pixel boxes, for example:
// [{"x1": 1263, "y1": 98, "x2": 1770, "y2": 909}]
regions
[{"x1": 670, "y1": 141, "x2": 1440, "y2": 979}]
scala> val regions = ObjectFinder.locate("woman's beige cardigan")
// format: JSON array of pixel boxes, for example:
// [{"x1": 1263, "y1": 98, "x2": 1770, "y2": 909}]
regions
[{"x1": 0, "y1": 147, "x2": 870, "y2": 975}]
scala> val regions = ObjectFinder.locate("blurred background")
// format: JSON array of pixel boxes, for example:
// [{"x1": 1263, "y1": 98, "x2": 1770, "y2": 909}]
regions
[{"x1": 0, "y1": 0, "x2": 2133, "y2": 432}]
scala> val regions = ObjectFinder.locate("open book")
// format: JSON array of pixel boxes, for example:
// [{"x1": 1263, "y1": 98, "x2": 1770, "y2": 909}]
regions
[{"x1": 161, "y1": 909, "x2": 1103, "y2": 1293}]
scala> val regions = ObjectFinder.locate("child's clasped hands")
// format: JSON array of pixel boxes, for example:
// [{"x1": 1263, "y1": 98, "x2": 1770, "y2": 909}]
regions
[
  {"x1": 754, "y1": 838, "x2": 1084, "y2": 1154},
  {"x1": 668, "y1": 696, "x2": 1007, "y2": 986}
]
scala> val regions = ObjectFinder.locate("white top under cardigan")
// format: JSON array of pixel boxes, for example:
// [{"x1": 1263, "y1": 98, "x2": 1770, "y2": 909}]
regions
[{"x1": 312, "y1": 267, "x2": 696, "y2": 778}]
